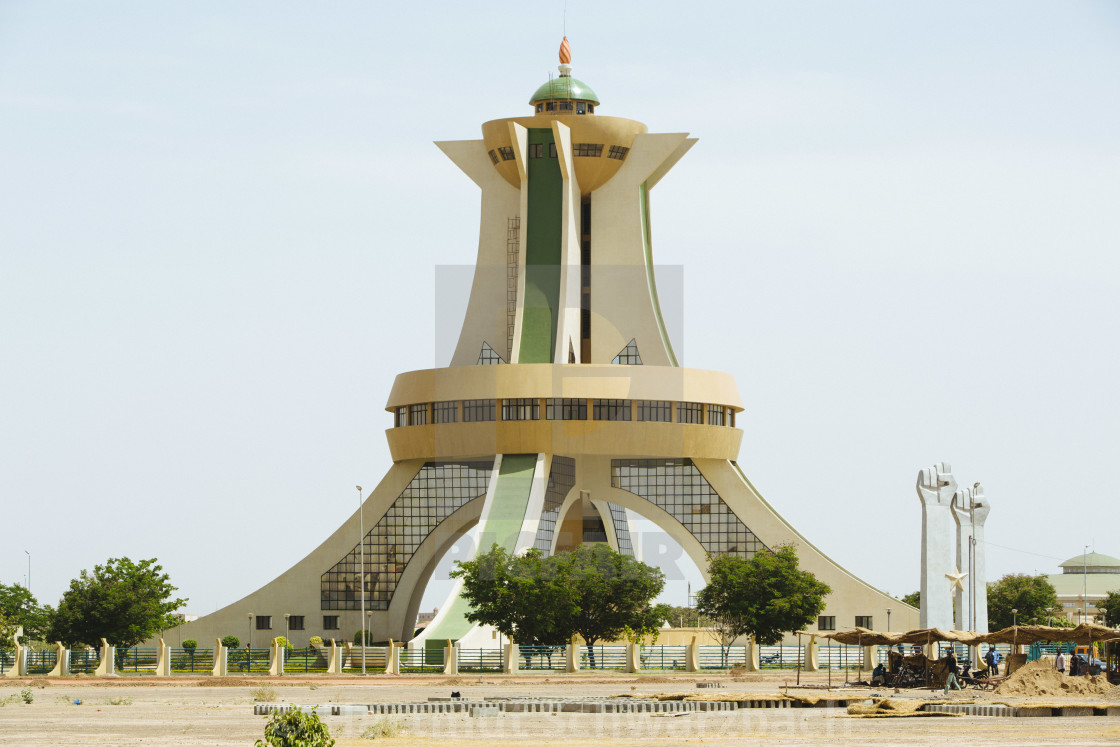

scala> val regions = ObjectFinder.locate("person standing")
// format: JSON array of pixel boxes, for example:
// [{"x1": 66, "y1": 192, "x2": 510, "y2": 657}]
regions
[
  {"x1": 944, "y1": 650, "x2": 962, "y2": 694},
  {"x1": 1055, "y1": 650, "x2": 1065, "y2": 674}
]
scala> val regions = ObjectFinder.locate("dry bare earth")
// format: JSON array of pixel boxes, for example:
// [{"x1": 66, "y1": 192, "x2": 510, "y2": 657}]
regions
[{"x1": 0, "y1": 671, "x2": 1117, "y2": 746}]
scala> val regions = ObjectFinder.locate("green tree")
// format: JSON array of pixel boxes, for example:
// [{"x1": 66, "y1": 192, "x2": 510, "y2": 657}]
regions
[
  {"x1": 664, "y1": 605, "x2": 717, "y2": 628},
  {"x1": 450, "y1": 545, "x2": 575, "y2": 646},
  {"x1": 451, "y1": 543, "x2": 671, "y2": 667},
  {"x1": 0, "y1": 583, "x2": 53, "y2": 642},
  {"x1": 986, "y1": 574, "x2": 1059, "y2": 630},
  {"x1": 900, "y1": 591, "x2": 921, "y2": 609},
  {"x1": 695, "y1": 547, "x2": 831, "y2": 652},
  {"x1": 221, "y1": 635, "x2": 241, "y2": 649},
  {"x1": 559, "y1": 544, "x2": 670, "y2": 666},
  {"x1": 47, "y1": 557, "x2": 187, "y2": 649},
  {"x1": 1096, "y1": 590, "x2": 1120, "y2": 627}
]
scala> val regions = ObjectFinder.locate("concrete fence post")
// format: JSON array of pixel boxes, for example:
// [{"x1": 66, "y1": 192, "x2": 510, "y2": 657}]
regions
[
  {"x1": 861, "y1": 645, "x2": 876, "y2": 671},
  {"x1": 443, "y1": 640, "x2": 458, "y2": 676},
  {"x1": 267, "y1": 639, "x2": 283, "y2": 676},
  {"x1": 626, "y1": 642, "x2": 641, "y2": 673},
  {"x1": 804, "y1": 635, "x2": 819, "y2": 672},
  {"x1": 565, "y1": 642, "x2": 580, "y2": 673},
  {"x1": 156, "y1": 638, "x2": 171, "y2": 676},
  {"x1": 211, "y1": 638, "x2": 227, "y2": 677},
  {"x1": 744, "y1": 636, "x2": 760, "y2": 672},
  {"x1": 46, "y1": 642, "x2": 68, "y2": 677},
  {"x1": 94, "y1": 638, "x2": 115, "y2": 677},
  {"x1": 504, "y1": 643, "x2": 519, "y2": 674},
  {"x1": 385, "y1": 640, "x2": 399, "y2": 675},
  {"x1": 4, "y1": 627, "x2": 25, "y2": 679},
  {"x1": 686, "y1": 636, "x2": 699, "y2": 672},
  {"x1": 327, "y1": 639, "x2": 342, "y2": 675}
]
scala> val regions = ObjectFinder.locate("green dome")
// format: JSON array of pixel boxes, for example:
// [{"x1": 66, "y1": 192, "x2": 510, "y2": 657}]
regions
[{"x1": 529, "y1": 76, "x2": 600, "y2": 105}]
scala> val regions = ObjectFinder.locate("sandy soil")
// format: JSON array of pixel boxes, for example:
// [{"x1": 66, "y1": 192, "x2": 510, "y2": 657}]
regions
[{"x1": 1, "y1": 670, "x2": 1117, "y2": 746}]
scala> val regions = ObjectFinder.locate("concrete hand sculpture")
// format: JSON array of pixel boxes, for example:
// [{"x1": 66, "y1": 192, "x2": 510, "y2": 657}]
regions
[
  {"x1": 917, "y1": 462, "x2": 957, "y2": 630},
  {"x1": 917, "y1": 462, "x2": 957, "y2": 508},
  {"x1": 951, "y1": 483, "x2": 990, "y2": 633}
]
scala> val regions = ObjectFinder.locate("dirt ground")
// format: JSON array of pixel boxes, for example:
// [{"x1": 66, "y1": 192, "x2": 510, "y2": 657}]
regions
[{"x1": 2, "y1": 670, "x2": 1118, "y2": 746}]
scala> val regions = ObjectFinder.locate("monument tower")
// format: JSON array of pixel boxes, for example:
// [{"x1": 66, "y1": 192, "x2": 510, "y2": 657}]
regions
[{"x1": 178, "y1": 39, "x2": 916, "y2": 648}]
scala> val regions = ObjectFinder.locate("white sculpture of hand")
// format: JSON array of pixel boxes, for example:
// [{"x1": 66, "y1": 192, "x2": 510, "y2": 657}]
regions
[{"x1": 916, "y1": 462, "x2": 957, "y2": 508}]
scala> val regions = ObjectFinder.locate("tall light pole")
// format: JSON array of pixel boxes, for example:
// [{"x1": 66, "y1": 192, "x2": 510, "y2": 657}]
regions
[
  {"x1": 1083, "y1": 545, "x2": 1089, "y2": 625},
  {"x1": 357, "y1": 485, "x2": 366, "y2": 676},
  {"x1": 247, "y1": 613, "x2": 254, "y2": 670},
  {"x1": 1012, "y1": 608, "x2": 1018, "y2": 627},
  {"x1": 886, "y1": 607, "x2": 891, "y2": 632},
  {"x1": 284, "y1": 613, "x2": 290, "y2": 644},
  {"x1": 24, "y1": 551, "x2": 30, "y2": 595}
]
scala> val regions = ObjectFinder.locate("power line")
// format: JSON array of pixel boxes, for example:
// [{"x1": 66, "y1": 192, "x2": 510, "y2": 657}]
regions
[{"x1": 983, "y1": 540, "x2": 1063, "y2": 563}]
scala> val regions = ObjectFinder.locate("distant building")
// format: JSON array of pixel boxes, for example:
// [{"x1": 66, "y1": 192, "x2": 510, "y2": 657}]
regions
[
  {"x1": 1044, "y1": 552, "x2": 1120, "y2": 624},
  {"x1": 415, "y1": 609, "x2": 438, "y2": 630}
]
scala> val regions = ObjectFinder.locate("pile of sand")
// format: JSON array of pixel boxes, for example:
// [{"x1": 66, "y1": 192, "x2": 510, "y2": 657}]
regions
[
  {"x1": 846, "y1": 698, "x2": 957, "y2": 718},
  {"x1": 994, "y1": 659, "x2": 1120, "y2": 699}
]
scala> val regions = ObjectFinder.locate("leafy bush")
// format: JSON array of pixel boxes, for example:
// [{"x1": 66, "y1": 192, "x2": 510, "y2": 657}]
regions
[
  {"x1": 274, "y1": 636, "x2": 294, "y2": 650},
  {"x1": 353, "y1": 630, "x2": 375, "y2": 646},
  {"x1": 181, "y1": 639, "x2": 198, "y2": 651},
  {"x1": 221, "y1": 635, "x2": 240, "y2": 649},
  {"x1": 255, "y1": 705, "x2": 334, "y2": 747},
  {"x1": 20, "y1": 687, "x2": 33, "y2": 704},
  {"x1": 308, "y1": 636, "x2": 323, "y2": 647}
]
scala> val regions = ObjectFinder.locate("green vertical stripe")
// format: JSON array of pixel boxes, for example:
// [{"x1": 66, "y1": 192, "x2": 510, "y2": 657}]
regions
[{"x1": 520, "y1": 129, "x2": 563, "y2": 363}]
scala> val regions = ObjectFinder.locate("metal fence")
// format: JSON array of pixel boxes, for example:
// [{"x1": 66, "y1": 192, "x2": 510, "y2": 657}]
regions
[
  {"x1": 283, "y1": 647, "x2": 329, "y2": 673},
  {"x1": 457, "y1": 648, "x2": 503, "y2": 672},
  {"x1": 398, "y1": 646, "x2": 444, "y2": 673},
  {"x1": 343, "y1": 646, "x2": 388, "y2": 672},
  {"x1": 519, "y1": 645, "x2": 566, "y2": 671},
  {"x1": 640, "y1": 645, "x2": 688, "y2": 670}
]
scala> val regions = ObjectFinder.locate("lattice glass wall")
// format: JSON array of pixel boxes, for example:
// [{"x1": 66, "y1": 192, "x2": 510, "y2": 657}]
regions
[
  {"x1": 321, "y1": 460, "x2": 494, "y2": 611},
  {"x1": 532, "y1": 456, "x2": 576, "y2": 553},
  {"x1": 607, "y1": 502, "x2": 634, "y2": 556},
  {"x1": 610, "y1": 459, "x2": 765, "y2": 557}
]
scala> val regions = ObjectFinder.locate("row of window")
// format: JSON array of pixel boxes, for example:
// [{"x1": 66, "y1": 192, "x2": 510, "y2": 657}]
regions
[
  {"x1": 534, "y1": 100, "x2": 595, "y2": 114},
  {"x1": 394, "y1": 398, "x2": 736, "y2": 427},
  {"x1": 488, "y1": 143, "x2": 629, "y2": 165},
  {"x1": 817, "y1": 615, "x2": 875, "y2": 631},
  {"x1": 252, "y1": 615, "x2": 309, "y2": 631}
]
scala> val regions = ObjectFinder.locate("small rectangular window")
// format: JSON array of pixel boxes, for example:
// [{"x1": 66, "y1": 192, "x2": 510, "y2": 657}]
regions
[
  {"x1": 288, "y1": 615, "x2": 305, "y2": 631},
  {"x1": 818, "y1": 616, "x2": 836, "y2": 631},
  {"x1": 528, "y1": 143, "x2": 543, "y2": 158},
  {"x1": 501, "y1": 397, "x2": 540, "y2": 421},
  {"x1": 463, "y1": 399, "x2": 497, "y2": 422},
  {"x1": 488, "y1": 150, "x2": 499, "y2": 165},
  {"x1": 707, "y1": 404, "x2": 724, "y2": 426},
  {"x1": 545, "y1": 102, "x2": 556, "y2": 112},
  {"x1": 323, "y1": 615, "x2": 340, "y2": 630},
  {"x1": 608, "y1": 145, "x2": 629, "y2": 161},
  {"x1": 576, "y1": 102, "x2": 586, "y2": 114},
  {"x1": 499, "y1": 146, "x2": 515, "y2": 161},
  {"x1": 593, "y1": 399, "x2": 631, "y2": 421},
  {"x1": 256, "y1": 616, "x2": 272, "y2": 631},
  {"x1": 855, "y1": 616, "x2": 873, "y2": 629},
  {"x1": 395, "y1": 406, "x2": 407, "y2": 427},
  {"x1": 573, "y1": 143, "x2": 603, "y2": 157},
  {"x1": 536, "y1": 103, "x2": 543, "y2": 113},
  {"x1": 546, "y1": 398, "x2": 587, "y2": 420},
  {"x1": 637, "y1": 400, "x2": 672, "y2": 422},
  {"x1": 678, "y1": 402, "x2": 703, "y2": 424},
  {"x1": 409, "y1": 403, "x2": 429, "y2": 426},
  {"x1": 548, "y1": 142, "x2": 557, "y2": 158},
  {"x1": 558, "y1": 101, "x2": 573, "y2": 111},
  {"x1": 433, "y1": 401, "x2": 458, "y2": 424}
]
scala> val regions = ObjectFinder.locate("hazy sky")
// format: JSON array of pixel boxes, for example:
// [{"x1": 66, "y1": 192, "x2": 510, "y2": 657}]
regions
[{"x1": 2, "y1": 1, "x2": 1118, "y2": 619}]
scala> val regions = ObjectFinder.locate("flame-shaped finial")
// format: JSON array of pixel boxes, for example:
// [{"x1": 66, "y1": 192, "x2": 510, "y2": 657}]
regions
[{"x1": 559, "y1": 36, "x2": 572, "y2": 65}]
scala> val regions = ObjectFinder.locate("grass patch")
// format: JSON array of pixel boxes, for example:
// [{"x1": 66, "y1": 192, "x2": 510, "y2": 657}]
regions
[
  {"x1": 249, "y1": 685, "x2": 276, "y2": 702},
  {"x1": 105, "y1": 696, "x2": 133, "y2": 706},
  {"x1": 361, "y1": 717, "x2": 403, "y2": 739}
]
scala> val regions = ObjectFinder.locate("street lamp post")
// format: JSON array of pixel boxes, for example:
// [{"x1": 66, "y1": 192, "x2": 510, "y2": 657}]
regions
[
  {"x1": 247, "y1": 613, "x2": 254, "y2": 671},
  {"x1": 1012, "y1": 608, "x2": 1018, "y2": 627},
  {"x1": 886, "y1": 608, "x2": 891, "y2": 632},
  {"x1": 284, "y1": 613, "x2": 290, "y2": 643},
  {"x1": 357, "y1": 485, "x2": 366, "y2": 676},
  {"x1": 1083, "y1": 545, "x2": 1089, "y2": 625}
]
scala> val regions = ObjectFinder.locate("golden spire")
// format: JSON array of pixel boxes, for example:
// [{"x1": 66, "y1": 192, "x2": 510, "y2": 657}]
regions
[{"x1": 559, "y1": 36, "x2": 571, "y2": 65}]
